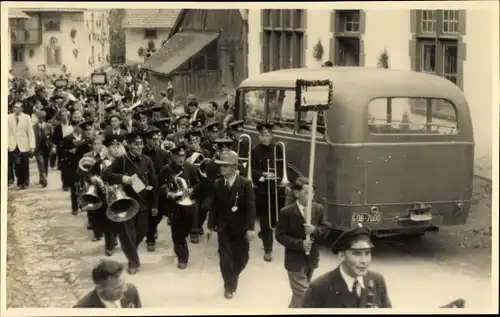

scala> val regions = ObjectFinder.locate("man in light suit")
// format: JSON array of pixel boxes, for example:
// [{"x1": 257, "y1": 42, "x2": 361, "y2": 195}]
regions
[
  {"x1": 8, "y1": 101, "x2": 35, "y2": 189},
  {"x1": 33, "y1": 110, "x2": 54, "y2": 188},
  {"x1": 275, "y1": 178, "x2": 330, "y2": 308}
]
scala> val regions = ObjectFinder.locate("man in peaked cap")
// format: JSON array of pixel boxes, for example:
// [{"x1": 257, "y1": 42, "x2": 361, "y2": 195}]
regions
[
  {"x1": 101, "y1": 130, "x2": 159, "y2": 275},
  {"x1": 301, "y1": 224, "x2": 391, "y2": 308},
  {"x1": 132, "y1": 109, "x2": 152, "y2": 133},
  {"x1": 201, "y1": 122, "x2": 221, "y2": 157},
  {"x1": 142, "y1": 127, "x2": 171, "y2": 252},
  {"x1": 157, "y1": 143, "x2": 200, "y2": 269},
  {"x1": 227, "y1": 120, "x2": 248, "y2": 157},
  {"x1": 250, "y1": 122, "x2": 286, "y2": 262}
]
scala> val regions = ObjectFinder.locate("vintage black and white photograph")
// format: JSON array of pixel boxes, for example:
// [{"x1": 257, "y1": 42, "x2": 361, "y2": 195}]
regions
[{"x1": 2, "y1": 1, "x2": 498, "y2": 314}]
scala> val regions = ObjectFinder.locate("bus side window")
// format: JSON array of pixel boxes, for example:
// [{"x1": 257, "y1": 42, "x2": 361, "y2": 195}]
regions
[{"x1": 297, "y1": 110, "x2": 326, "y2": 138}]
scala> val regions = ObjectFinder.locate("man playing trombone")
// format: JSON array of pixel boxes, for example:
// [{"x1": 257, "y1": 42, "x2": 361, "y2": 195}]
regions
[
  {"x1": 101, "y1": 131, "x2": 159, "y2": 275},
  {"x1": 157, "y1": 144, "x2": 200, "y2": 269},
  {"x1": 206, "y1": 150, "x2": 256, "y2": 300},
  {"x1": 250, "y1": 123, "x2": 286, "y2": 262}
]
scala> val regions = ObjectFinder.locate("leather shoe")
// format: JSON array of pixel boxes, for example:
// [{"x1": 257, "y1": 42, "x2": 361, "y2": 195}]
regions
[
  {"x1": 224, "y1": 290, "x2": 233, "y2": 299},
  {"x1": 104, "y1": 249, "x2": 113, "y2": 256},
  {"x1": 127, "y1": 267, "x2": 139, "y2": 275},
  {"x1": 264, "y1": 252, "x2": 273, "y2": 262},
  {"x1": 177, "y1": 262, "x2": 187, "y2": 270},
  {"x1": 147, "y1": 244, "x2": 155, "y2": 252}
]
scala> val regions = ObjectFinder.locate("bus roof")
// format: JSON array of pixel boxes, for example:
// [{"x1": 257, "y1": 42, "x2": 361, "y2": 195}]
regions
[{"x1": 238, "y1": 67, "x2": 466, "y2": 101}]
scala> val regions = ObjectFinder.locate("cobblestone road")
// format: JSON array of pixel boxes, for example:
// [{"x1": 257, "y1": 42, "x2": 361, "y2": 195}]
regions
[{"x1": 6, "y1": 160, "x2": 494, "y2": 310}]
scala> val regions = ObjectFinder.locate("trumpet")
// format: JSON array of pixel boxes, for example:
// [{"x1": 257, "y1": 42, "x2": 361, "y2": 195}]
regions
[
  {"x1": 168, "y1": 172, "x2": 195, "y2": 206},
  {"x1": 266, "y1": 141, "x2": 291, "y2": 230},
  {"x1": 236, "y1": 134, "x2": 255, "y2": 187}
]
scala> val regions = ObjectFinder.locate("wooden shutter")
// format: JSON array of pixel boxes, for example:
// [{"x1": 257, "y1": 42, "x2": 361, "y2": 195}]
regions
[{"x1": 55, "y1": 47, "x2": 62, "y2": 65}]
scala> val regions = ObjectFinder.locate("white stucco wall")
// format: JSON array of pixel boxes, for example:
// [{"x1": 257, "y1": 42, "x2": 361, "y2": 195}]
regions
[
  {"x1": 247, "y1": 9, "x2": 494, "y2": 177},
  {"x1": 363, "y1": 10, "x2": 411, "y2": 70},
  {"x1": 19, "y1": 11, "x2": 109, "y2": 78},
  {"x1": 461, "y1": 9, "x2": 494, "y2": 174},
  {"x1": 124, "y1": 28, "x2": 171, "y2": 65}
]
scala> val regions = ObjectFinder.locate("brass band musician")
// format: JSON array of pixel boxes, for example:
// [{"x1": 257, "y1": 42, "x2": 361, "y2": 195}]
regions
[
  {"x1": 101, "y1": 131, "x2": 159, "y2": 275},
  {"x1": 201, "y1": 122, "x2": 221, "y2": 157},
  {"x1": 157, "y1": 144, "x2": 200, "y2": 269}
]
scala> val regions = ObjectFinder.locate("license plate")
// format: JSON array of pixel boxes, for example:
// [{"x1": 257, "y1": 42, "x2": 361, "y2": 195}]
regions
[{"x1": 351, "y1": 213, "x2": 381, "y2": 224}]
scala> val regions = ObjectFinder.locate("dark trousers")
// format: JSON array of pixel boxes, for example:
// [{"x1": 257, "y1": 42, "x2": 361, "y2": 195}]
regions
[
  {"x1": 170, "y1": 207, "x2": 195, "y2": 263},
  {"x1": 287, "y1": 267, "x2": 315, "y2": 308},
  {"x1": 49, "y1": 148, "x2": 57, "y2": 168},
  {"x1": 88, "y1": 206, "x2": 107, "y2": 238},
  {"x1": 9, "y1": 148, "x2": 30, "y2": 186},
  {"x1": 217, "y1": 228, "x2": 249, "y2": 292},
  {"x1": 191, "y1": 205, "x2": 209, "y2": 235},
  {"x1": 70, "y1": 182, "x2": 79, "y2": 212},
  {"x1": 35, "y1": 149, "x2": 49, "y2": 185},
  {"x1": 60, "y1": 159, "x2": 72, "y2": 189},
  {"x1": 256, "y1": 193, "x2": 275, "y2": 253},
  {"x1": 8, "y1": 151, "x2": 16, "y2": 184},
  {"x1": 146, "y1": 213, "x2": 163, "y2": 245},
  {"x1": 117, "y1": 210, "x2": 149, "y2": 269}
]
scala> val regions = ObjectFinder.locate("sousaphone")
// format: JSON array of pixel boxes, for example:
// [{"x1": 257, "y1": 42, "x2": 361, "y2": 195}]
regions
[{"x1": 105, "y1": 184, "x2": 140, "y2": 222}]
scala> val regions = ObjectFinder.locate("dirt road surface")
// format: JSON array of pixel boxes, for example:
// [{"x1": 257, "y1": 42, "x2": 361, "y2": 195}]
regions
[{"x1": 6, "y1": 161, "x2": 494, "y2": 311}]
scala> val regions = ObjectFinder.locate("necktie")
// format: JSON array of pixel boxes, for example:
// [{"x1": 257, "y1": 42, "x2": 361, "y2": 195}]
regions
[
  {"x1": 352, "y1": 280, "x2": 362, "y2": 305},
  {"x1": 225, "y1": 180, "x2": 231, "y2": 191},
  {"x1": 16, "y1": 116, "x2": 19, "y2": 125},
  {"x1": 95, "y1": 153, "x2": 101, "y2": 160}
]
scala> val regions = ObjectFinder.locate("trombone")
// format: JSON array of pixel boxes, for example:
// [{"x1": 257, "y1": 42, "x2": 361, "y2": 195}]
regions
[
  {"x1": 236, "y1": 134, "x2": 255, "y2": 187},
  {"x1": 266, "y1": 141, "x2": 291, "y2": 230}
]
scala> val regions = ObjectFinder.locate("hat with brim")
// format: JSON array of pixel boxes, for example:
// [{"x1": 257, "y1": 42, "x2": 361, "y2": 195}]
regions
[
  {"x1": 127, "y1": 131, "x2": 145, "y2": 143},
  {"x1": 143, "y1": 127, "x2": 161, "y2": 138},
  {"x1": 191, "y1": 120, "x2": 204, "y2": 129},
  {"x1": 170, "y1": 144, "x2": 187, "y2": 155},
  {"x1": 175, "y1": 114, "x2": 190, "y2": 124},
  {"x1": 78, "y1": 120, "x2": 94, "y2": 130},
  {"x1": 36, "y1": 110, "x2": 47, "y2": 119},
  {"x1": 133, "y1": 109, "x2": 152, "y2": 120},
  {"x1": 331, "y1": 223, "x2": 374, "y2": 254},
  {"x1": 214, "y1": 150, "x2": 239, "y2": 165},
  {"x1": 205, "y1": 122, "x2": 220, "y2": 133},
  {"x1": 228, "y1": 120, "x2": 245, "y2": 130},
  {"x1": 103, "y1": 134, "x2": 124, "y2": 147},
  {"x1": 256, "y1": 123, "x2": 274, "y2": 132},
  {"x1": 185, "y1": 129, "x2": 203, "y2": 140},
  {"x1": 214, "y1": 138, "x2": 234, "y2": 146}
]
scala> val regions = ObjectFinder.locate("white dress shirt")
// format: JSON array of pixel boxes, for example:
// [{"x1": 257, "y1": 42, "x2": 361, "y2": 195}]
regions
[
  {"x1": 61, "y1": 122, "x2": 73, "y2": 137},
  {"x1": 97, "y1": 294, "x2": 122, "y2": 308},
  {"x1": 340, "y1": 264, "x2": 365, "y2": 296},
  {"x1": 224, "y1": 173, "x2": 237, "y2": 188},
  {"x1": 296, "y1": 201, "x2": 306, "y2": 217}
]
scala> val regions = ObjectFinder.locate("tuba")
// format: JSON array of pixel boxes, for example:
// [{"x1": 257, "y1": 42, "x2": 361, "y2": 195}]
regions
[
  {"x1": 79, "y1": 176, "x2": 106, "y2": 211},
  {"x1": 161, "y1": 139, "x2": 176, "y2": 152},
  {"x1": 105, "y1": 184, "x2": 140, "y2": 222},
  {"x1": 78, "y1": 157, "x2": 96, "y2": 176},
  {"x1": 169, "y1": 172, "x2": 195, "y2": 206}
]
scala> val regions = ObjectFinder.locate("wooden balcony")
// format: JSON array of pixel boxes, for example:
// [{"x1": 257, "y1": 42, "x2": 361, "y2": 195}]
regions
[{"x1": 10, "y1": 28, "x2": 42, "y2": 45}]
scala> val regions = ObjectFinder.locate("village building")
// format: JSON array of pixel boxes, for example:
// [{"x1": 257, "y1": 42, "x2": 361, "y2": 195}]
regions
[
  {"x1": 246, "y1": 8, "x2": 494, "y2": 177},
  {"x1": 8, "y1": 8, "x2": 111, "y2": 79},
  {"x1": 143, "y1": 9, "x2": 247, "y2": 100},
  {"x1": 121, "y1": 9, "x2": 181, "y2": 65}
]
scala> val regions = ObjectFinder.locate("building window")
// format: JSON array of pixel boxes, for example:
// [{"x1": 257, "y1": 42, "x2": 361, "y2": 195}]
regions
[
  {"x1": 91, "y1": 45, "x2": 95, "y2": 63},
  {"x1": 11, "y1": 19, "x2": 26, "y2": 29},
  {"x1": 420, "y1": 10, "x2": 436, "y2": 33},
  {"x1": 442, "y1": 10, "x2": 459, "y2": 34},
  {"x1": 368, "y1": 97, "x2": 458, "y2": 135},
  {"x1": 262, "y1": 9, "x2": 305, "y2": 72},
  {"x1": 12, "y1": 46, "x2": 24, "y2": 63},
  {"x1": 44, "y1": 18, "x2": 61, "y2": 32},
  {"x1": 144, "y1": 28, "x2": 158, "y2": 39},
  {"x1": 334, "y1": 10, "x2": 362, "y2": 66},
  {"x1": 413, "y1": 10, "x2": 463, "y2": 88}
]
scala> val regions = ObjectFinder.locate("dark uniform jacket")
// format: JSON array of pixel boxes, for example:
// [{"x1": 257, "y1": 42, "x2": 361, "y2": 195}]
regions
[
  {"x1": 143, "y1": 145, "x2": 171, "y2": 174},
  {"x1": 275, "y1": 202, "x2": 330, "y2": 272},
  {"x1": 250, "y1": 143, "x2": 283, "y2": 196},
  {"x1": 207, "y1": 175, "x2": 256, "y2": 234},
  {"x1": 101, "y1": 152, "x2": 159, "y2": 212},
  {"x1": 157, "y1": 162, "x2": 200, "y2": 216},
  {"x1": 103, "y1": 126, "x2": 128, "y2": 137},
  {"x1": 61, "y1": 134, "x2": 90, "y2": 183},
  {"x1": 73, "y1": 283, "x2": 141, "y2": 308},
  {"x1": 200, "y1": 139, "x2": 218, "y2": 158},
  {"x1": 300, "y1": 267, "x2": 392, "y2": 308}
]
